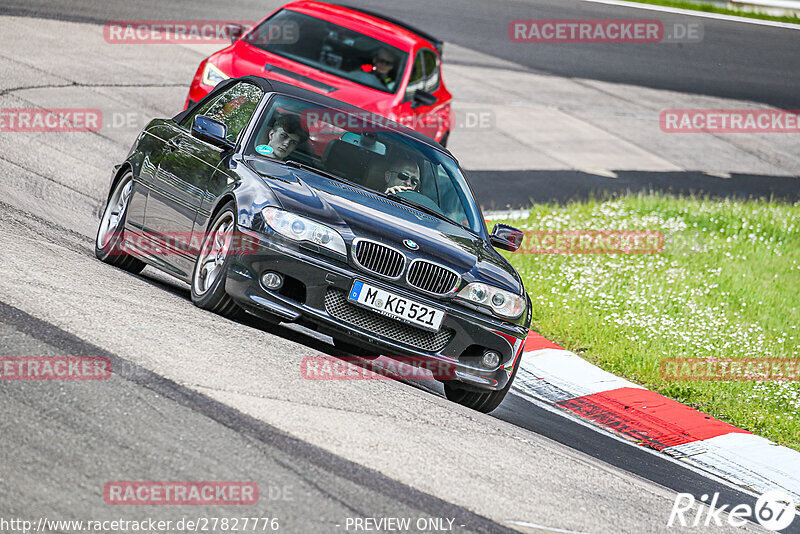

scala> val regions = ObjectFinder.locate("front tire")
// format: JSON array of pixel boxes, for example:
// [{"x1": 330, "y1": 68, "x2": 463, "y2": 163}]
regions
[
  {"x1": 95, "y1": 171, "x2": 146, "y2": 274},
  {"x1": 443, "y1": 360, "x2": 519, "y2": 413},
  {"x1": 190, "y1": 201, "x2": 243, "y2": 319}
]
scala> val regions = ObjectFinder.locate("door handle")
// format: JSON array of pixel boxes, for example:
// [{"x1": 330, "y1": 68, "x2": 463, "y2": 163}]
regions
[{"x1": 166, "y1": 137, "x2": 182, "y2": 151}]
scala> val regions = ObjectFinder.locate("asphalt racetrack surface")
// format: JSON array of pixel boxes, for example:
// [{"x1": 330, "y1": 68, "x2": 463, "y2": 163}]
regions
[
  {"x1": 5, "y1": 0, "x2": 799, "y2": 108},
  {"x1": 0, "y1": 1, "x2": 796, "y2": 533},
  {"x1": 3, "y1": 0, "x2": 799, "y2": 206}
]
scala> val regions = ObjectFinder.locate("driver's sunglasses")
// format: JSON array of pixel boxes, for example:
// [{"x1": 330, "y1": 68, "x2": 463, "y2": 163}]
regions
[{"x1": 391, "y1": 171, "x2": 420, "y2": 188}]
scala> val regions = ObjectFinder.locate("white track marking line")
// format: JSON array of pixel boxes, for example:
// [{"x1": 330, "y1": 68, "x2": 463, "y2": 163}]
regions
[
  {"x1": 581, "y1": 0, "x2": 800, "y2": 29},
  {"x1": 512, "y1": 347, "x2": 800, "y2": 503},
  {"x1": 504, "y1": 520, "x2": 593, "y2": 534},
  {"x1": 509, "y1": 389, "x2": 766, "y2": 500},
  {"x1": 666, "y1": 433, "x2": 800, "y2": 501},
  {"x1": 519, "y1": 348, "x2": 645, "y2": 397},
  {"x1": 484, "y1": 209, "x2": 531, "y2": 220}
]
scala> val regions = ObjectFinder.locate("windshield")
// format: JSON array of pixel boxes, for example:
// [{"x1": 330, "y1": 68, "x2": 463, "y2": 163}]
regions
[
  {"x1": 244, "y1": 95, "x2": 483, "y2": 234},
  {"x1": 243, "y1": 9, "x2": 409, "y2": 94}
]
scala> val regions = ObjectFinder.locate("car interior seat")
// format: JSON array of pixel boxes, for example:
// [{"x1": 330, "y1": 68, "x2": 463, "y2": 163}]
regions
[{"x1": 322, "y1": 140, "x2": 375, "y2": 183}]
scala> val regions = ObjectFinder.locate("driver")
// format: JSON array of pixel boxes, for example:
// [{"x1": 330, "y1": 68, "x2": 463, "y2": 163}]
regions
[
  {"x1": 259, "y1": 115, "x2": 309, "y2": 160},
  {"x1": 351, "y1": 47, "x2": 399, "y2": 91},
  {"x1": 384, "y1": 157, "x2": 420, "y2": 195},
  {"x1": 370, "y1": 47, "x2": 399, "y2": 90}
]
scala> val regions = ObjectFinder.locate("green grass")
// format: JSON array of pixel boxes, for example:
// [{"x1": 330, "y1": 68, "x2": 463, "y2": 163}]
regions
[
  {"x1": 493, "y1": 194, "x2": 800, "y2": 450},
  {"x1": 619, "y1": 0, "x2": 800, "y2": 24}
]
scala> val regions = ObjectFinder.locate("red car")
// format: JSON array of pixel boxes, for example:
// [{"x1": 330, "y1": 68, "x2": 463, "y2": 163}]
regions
[{"x1": 185, "y1": 1, "x2": 453, "y2": 145}]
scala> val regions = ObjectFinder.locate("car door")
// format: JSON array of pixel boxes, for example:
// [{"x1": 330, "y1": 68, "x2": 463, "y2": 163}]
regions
[
  {"x1": 124, "y1": 123, "x2": 174, "y2": 234},
  {"x1": 144, "y1": 81, "x2": 263, "y2": 278},
  {"x1": 397, "y1": 49, "x2": 444, "y2": 141}
]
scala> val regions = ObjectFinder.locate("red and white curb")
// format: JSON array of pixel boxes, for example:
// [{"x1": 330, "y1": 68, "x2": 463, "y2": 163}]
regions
[{"x1": 513, "y1": 332, "x2": 800, "y2": 502}]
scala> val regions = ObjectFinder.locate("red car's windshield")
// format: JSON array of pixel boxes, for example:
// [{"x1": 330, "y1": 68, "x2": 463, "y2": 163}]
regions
[{"x1": 243, "y1": 9, "x2": 409, "y2": 94}]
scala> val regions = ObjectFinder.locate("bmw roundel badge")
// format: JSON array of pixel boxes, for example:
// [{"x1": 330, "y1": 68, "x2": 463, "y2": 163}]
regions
[{"x1": 403, "y1": 239, "x2": 419, "y2": 250}]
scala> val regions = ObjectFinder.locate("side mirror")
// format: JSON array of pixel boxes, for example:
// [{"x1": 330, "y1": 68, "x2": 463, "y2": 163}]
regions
[
  {"x1": 191, "y1": 115, "x2": 234, "y2": 150},
  {"x1": 490, "y1": 224, "x2": 524, "y2": 252},
  {"x1": 227, "y1": 23, "x2": 244, "y2": 43},
  {"x1": 412, "y1": 89, "x2": 437, "y2": 109}
]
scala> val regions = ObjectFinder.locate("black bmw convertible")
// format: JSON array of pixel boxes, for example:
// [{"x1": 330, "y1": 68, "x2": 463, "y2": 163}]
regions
[{"x1": 96, "y1": 76, "x2": 530, "y2": 412}]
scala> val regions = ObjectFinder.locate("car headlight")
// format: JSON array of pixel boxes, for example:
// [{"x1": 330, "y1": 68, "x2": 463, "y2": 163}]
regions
[
  {"x1": 201, "y1": 62, "x2": 230, "y2": 87},
  {"x1": 262, "y1": 207, "x2": 346, "y2": 256},
  {"x1": 457, "y1": 282, "x2": 525, "y2": 319}
]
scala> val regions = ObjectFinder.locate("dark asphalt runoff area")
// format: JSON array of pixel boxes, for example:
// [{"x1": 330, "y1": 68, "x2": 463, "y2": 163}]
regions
[
  {"x1": 0, "y1": 300, "x2": 510, "y2": 534},
  {"x1": 0, "y1": 282, "x2": 774, "y2": 532}
]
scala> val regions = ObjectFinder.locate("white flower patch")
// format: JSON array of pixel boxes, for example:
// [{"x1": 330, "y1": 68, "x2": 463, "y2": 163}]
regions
[{"x1": 508, "y1": 198, "x2": 800, "y2": 411}]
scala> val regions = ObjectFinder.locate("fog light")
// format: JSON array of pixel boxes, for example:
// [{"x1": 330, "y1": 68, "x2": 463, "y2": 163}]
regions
[
  {"x1": 482, "y1": 350, "x2": 501, "y2": 368},
  {"x1": 261, "y1": 271, "x2": 283, "y2": 290}
]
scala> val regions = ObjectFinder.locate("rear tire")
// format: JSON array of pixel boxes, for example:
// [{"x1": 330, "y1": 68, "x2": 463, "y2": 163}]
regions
[
  {"x1": 95, "y1": 170, "x2": 146, "y2": 274},
  {"x1": 190, "y1": 201, "x2": 243, "y2": 319},
  {"x1": 443, "y1": 359, "x2": 519, "y2": 413}
]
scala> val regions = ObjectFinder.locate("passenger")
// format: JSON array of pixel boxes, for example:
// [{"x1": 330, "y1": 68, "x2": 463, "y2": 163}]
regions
[{"x1": 259, "y1": 115, "x2": 309, "y2": 160}]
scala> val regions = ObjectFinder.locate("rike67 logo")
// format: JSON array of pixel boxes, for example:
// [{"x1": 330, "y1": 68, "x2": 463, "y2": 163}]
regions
[{"x1": 668, "y1": 490, "x2": 796, "y2": 531}]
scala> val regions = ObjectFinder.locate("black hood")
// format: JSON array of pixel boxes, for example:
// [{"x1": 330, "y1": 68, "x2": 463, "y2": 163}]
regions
[{"x1": 247, "y1": 159, "x2": 523, "y2": 294}]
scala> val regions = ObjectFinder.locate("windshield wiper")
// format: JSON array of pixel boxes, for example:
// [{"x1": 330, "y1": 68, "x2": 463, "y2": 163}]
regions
[
  {"x1": 284, "y1": 160, "x2": 351, "y2": 184},
  {"x1": 383, "y1": 191, "x2": 462, "y2": 228}
]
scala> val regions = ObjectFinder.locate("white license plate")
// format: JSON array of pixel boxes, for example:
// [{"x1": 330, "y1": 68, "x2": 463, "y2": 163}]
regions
[{"x1": 348, "y1": 281, "x2": 445, "y2": 332}]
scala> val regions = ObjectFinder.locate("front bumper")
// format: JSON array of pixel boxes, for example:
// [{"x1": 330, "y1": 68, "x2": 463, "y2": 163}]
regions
[{"x1": 225, "y1": 232, "x2": 528, "y2": 391}]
